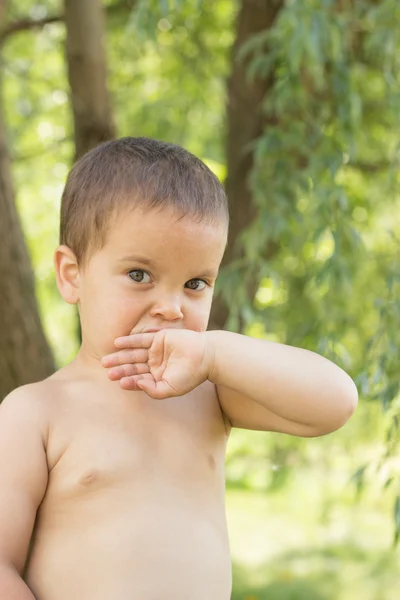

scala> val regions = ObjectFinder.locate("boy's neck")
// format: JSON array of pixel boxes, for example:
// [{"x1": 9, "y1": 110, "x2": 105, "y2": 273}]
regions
[{"x1": 67, "y1": 345, "x2": 108, "y2": 380}]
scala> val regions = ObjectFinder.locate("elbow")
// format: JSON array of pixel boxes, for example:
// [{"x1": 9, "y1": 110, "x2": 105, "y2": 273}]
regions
[
  {"x1": 343, "y1": 378, "x2": 359, "y2": 422},
  {"x1": 347, "y1": 377, "x2": 359, "y2": 413},
  {"x1": 312, "y1": 376, "x2": 359, "y2": 437},
  {"x1": 340, "y1": 374, "x2": 359, "y2": 419},
  {"x1": 328, "y1": 376, "x2": 359, "y2": 434}
]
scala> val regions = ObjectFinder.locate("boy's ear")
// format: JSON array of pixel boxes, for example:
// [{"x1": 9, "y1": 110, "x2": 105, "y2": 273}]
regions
[{"x1": 54, "y1": 245, "x2": 80, "y2": 305}]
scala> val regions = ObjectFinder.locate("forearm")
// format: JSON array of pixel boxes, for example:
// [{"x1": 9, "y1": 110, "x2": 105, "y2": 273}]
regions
[
  {"x1": 0, "y1": 564, "x2": 36, "y2": 600},
  {"x1": 207, "y1": 331, "x2": 358, "y2": 430}
]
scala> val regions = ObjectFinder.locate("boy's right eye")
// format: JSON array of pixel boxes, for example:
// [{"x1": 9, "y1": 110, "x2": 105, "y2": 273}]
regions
[{"x1": 128, "y1": 269, "x2": 151, "y2": 283}]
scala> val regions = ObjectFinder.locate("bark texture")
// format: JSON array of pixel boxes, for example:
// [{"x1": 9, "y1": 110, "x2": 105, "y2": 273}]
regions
[
  {"x1": 209, "y1": 0, "x2": 283, "y2": 330},
  {"x1": 64, "y1": 0, "x2": 116, "y2": 342},
  {"x1": 0, "y1": 92, "x2": 54, "y2": 400},
  {"x1": 0, "y1": 0, "x2": 54, "y2": 400},
  {"x1": 64, "y1": 0, "x2": 116, "y2": 161}
]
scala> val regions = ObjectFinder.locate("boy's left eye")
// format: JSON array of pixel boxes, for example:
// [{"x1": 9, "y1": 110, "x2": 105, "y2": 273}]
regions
[
  {"x1": 185, "y1": 279, "x2": 207, "y2": 291},
  {"x1": 128, "y1": 269, "x2": 151, "y2": 283}
]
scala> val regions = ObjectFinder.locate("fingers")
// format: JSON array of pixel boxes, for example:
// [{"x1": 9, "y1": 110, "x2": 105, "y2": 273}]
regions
[
  {"x1": 136, "y1": 375, "x2": 181, "y2": 400},
  {"x1": 119, "y1": 373, "x2": 154, "y2": 392},
  {"x1": 136, "y1": 378, "x2": 179, "y2": 400},
  {"x1": 117, "y1": 374, "x2": 176, "y2": 400},
  {"x1": 106, "y1": 363, "x2": 150, "y2": 381},
  {"x1": 114, "y1": 333, "x2": 156, "y2": 349},
  {"x1": 101, "y1": 349, "x2": 148, "y2": 368}
]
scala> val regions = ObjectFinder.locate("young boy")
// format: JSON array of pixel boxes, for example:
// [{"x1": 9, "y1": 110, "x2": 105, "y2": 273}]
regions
[{"x1": 0, "y1": 137, "x2": 357, "y2": 600}]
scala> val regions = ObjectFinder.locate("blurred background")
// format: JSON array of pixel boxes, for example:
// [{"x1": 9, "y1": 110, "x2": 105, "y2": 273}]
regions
[{"x1": 1, "y1": 0, "x2": 400, "y2": 597}]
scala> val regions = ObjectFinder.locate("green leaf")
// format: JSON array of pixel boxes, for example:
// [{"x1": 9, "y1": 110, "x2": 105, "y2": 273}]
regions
[{"x1": 393, "y1": 496, "x2": 400, "y2": 546}]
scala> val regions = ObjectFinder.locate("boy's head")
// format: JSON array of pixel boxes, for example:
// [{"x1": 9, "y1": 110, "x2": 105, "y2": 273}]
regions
[
  {"x1": 55, "y1": 137, "x2": 229, "y2": 358},
  {"x1": 60, "y1": 137, "x2": 229, "y2": 267}
]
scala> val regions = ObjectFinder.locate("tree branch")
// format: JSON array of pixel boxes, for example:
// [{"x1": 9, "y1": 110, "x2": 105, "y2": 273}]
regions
[
  {"x1": 0, "y1": 0, "x2": 137, "y2": 45},
  {"x1": 0, "y1": 15, "x2": 62, "y2": 42},
  {"x1": 349, "y1": 161, "x2": 396, "y2": 173}
]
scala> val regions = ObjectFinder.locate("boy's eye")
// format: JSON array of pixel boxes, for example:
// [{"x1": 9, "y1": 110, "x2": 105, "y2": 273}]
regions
[
  {"x1": 185, "y1": 279, "x2": 207, "y2": 291},
  {"x1": 128, "y1": 269, "x2": 151, "y2": 283}
]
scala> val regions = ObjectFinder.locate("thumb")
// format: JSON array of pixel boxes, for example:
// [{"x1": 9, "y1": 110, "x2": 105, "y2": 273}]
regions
[{"x1": 137, "y1": 378, "x2": 174, "y2": 400}]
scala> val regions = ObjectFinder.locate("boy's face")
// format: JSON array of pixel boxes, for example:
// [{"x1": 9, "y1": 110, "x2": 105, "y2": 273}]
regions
[{"x1": 76, "y1": 206, "x2": 227, "y2": 360}]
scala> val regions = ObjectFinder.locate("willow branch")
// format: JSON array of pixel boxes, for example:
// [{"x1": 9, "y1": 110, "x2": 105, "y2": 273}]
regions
[
  {"x1": 0, "y1": 1, "x2": 137, "y2": 45},
  {"x1": 0, "y1": 15, "x2": 62, "y2": 42}
]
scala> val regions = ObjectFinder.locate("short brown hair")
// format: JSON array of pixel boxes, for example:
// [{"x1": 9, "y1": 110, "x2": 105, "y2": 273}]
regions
[{"x1": 60, "y1": 137, "x2": 229, "y2": 265}]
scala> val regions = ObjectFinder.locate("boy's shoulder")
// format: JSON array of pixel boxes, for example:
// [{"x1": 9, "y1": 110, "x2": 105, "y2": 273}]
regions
[{"x1": 1, "y1": 377, "x2": 62, "y2": 426}]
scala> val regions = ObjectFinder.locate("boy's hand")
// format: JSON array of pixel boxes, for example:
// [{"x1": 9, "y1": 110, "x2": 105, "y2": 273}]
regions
[{"x1": 101, "y1": 330, "x2": 214, "y2": 399}]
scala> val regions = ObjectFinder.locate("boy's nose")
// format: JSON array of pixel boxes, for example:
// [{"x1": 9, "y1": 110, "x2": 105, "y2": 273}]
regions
[{"x1": 150, "y1": 295, "x2": 184, "y2": 321}]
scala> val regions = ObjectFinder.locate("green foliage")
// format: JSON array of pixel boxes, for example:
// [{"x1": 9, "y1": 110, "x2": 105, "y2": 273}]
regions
[
  {"x1": 1, "y1": 1, "x2": 400, "y2": 593},
  {"x1": 3, "y1": 0, "x2": 400, "y2": 495},
  {"x1": 228, "y1": 483, "x2": 399, "y2": 599},
  {"x1": 3, "y1": 3, "x2": 75, "y2": 365},
  {"x1": 394, "y1": 495, "x2": 400, "y2": 546},
  {"x1": 107, "y1": 0, "x2": 234, "y2": 157},
  {"x1": 220, "y1": 1, "x2": 400, "y2": 543},
  {"x1": 2, "y1": 0, "x2": 234, "y2": 365},
  {"x1": 221, "y1": 1, "x2": 400, "y2": 421}
]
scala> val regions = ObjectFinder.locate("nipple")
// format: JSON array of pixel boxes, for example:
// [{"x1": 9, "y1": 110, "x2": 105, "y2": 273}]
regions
[{"x1": 79, "y1": 469, "x2": 99, "y2": 486}]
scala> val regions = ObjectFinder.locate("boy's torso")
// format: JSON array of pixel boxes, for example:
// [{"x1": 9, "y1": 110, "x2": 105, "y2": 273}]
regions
[{"x1": 25, "y1": 372, "x2": 232, "y2": 600}]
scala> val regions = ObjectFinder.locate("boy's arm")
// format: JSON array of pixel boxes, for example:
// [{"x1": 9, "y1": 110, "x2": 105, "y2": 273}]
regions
[
  {"x1": 0, "y1": 564, "x2": 37, "y2": 599},
  {"x1": 0, "y1": 387, "x2": 49, "y2": 598},
  {"x1": 102, "y1": 328, "x2": 357, "y2": 435},
  {"x1": 208, "y1": 331, "x2": 358, "y2": 436}
]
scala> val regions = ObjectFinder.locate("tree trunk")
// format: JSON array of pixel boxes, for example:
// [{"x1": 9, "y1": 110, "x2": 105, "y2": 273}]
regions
[
  {"x1": 64, "y1": 0, "x2": 116, "y2": 342},
  {"x1": 0, "y1": 0, "x2": 54, "y2": 400},
  {"x1": 0, "y1": 83, "x2": 54, "y2": 400},
  {"x1": 210, "y1": 0, "x2": 283, "y2": 330},
  {"x1": 64, "y1": 0, "x2": 116, "y2": 161}
]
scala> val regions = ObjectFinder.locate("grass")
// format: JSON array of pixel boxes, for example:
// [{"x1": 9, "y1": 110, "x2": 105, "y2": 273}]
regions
[{"x1": 226, "y1": 481, "x2": 400, "y2": 599}]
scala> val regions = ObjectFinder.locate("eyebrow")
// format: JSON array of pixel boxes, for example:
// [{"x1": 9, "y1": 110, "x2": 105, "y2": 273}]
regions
[
  {"x1": 118, "y1": 255, "x2": 155, "y2": 266},
  {"x1": 195, "y1": 269, "x2": 219, "y2": 279},
  {"x1": 118, "y1": 255, "x2": 219, "y2": 279}
]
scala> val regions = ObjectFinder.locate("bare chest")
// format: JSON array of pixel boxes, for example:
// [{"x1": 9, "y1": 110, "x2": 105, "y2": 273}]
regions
[
  {"x1": 44, "y1": 384, "x2": 228, "y2": 506},
  {"x1": 25, "y1": 383, "x2": 232, "y2": 600}
]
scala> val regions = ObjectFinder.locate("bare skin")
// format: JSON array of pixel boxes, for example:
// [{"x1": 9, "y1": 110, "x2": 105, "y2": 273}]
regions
[
  {"x1": 0, "y1": 208, "x2": 233, "y2": 599},
  {"x1": 15, "y1": 369, "x2": 232, "y2": 600},
  {"x1": 0, "y1": 206, "x2": 357, "y2": 599}
]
